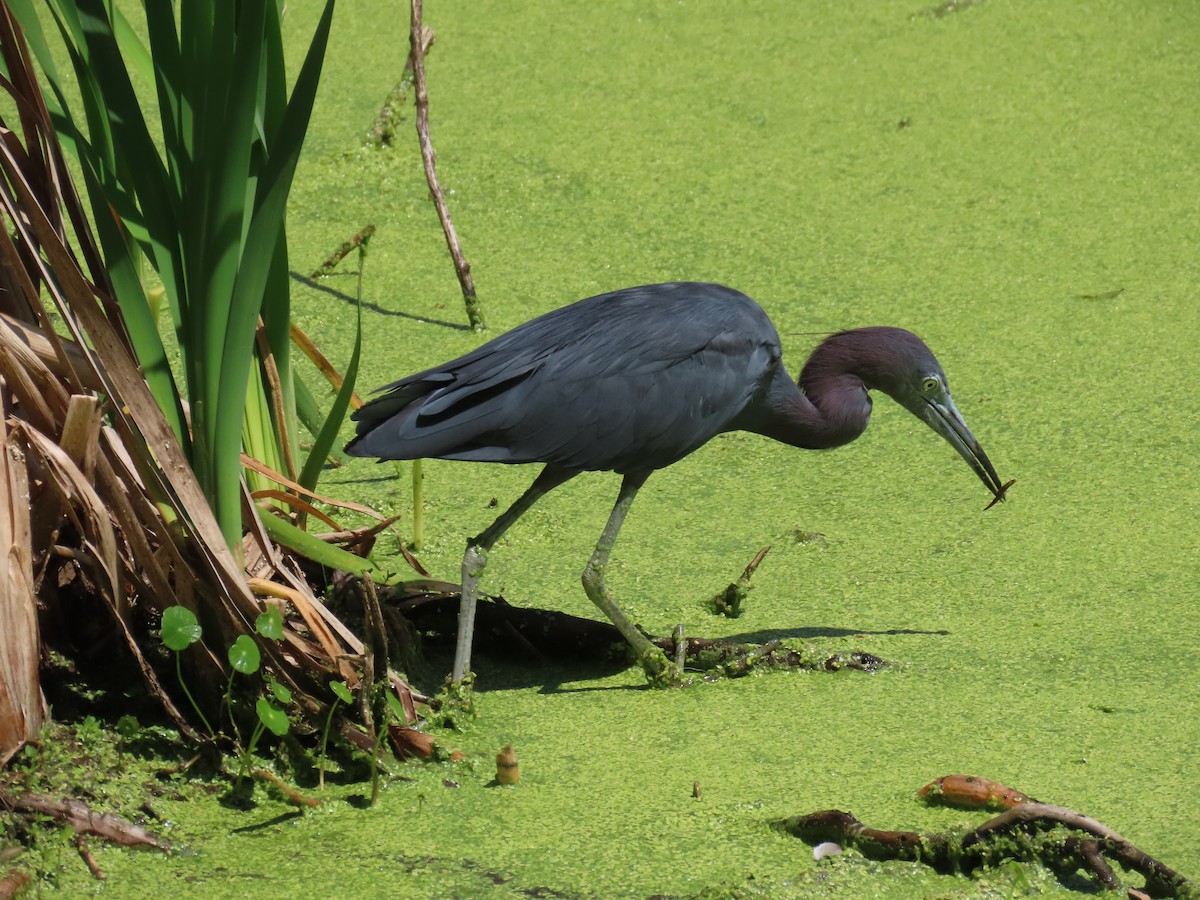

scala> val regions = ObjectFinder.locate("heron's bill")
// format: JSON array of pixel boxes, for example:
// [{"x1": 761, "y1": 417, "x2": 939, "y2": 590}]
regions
[{"x1": 922, "y1": 397, "x2": 1008, "y2": 506}]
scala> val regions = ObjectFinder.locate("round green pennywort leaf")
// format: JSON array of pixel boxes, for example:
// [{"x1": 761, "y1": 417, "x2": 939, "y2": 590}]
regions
[
  {"x1": 255, "y1": 605, "x2": 284, "y2": 640},
  {"x1": 228, "y1": 634, "x2": 261, "y2": 675},
  {"x1": 268, "y1": 679, "x2": 293, "y2": 704},
  {"x1": 161, "y1": 606, "x2": 202, "y2": 651},
  {"x1": 255, "y1": 698, "x2": 289, "y2": 736}
]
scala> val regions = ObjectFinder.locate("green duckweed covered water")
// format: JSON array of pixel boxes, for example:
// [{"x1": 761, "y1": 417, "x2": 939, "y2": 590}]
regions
[{"x1": 50, "y1": 0, "x2": 1200, "y2": 895}]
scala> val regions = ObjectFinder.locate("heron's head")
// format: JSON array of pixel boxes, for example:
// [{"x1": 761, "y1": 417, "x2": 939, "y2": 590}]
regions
[{"x1": 817, "y1": 327, "x2": 1010, "y2": 507}]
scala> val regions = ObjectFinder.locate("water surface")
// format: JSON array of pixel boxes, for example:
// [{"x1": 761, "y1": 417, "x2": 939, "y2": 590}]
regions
[{"x1": 68, "y1": 1, "x2": 1200, "y2": 895}]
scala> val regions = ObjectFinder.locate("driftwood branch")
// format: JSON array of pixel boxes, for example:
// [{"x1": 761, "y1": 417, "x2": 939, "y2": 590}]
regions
[
  {"x1": 410, "y1": 0, "x2": 483, "y2": 331},
  {"x1": 1, "y1": 791, "x2": 170, "y2": 852},
  {"x1": 964, "y1": 804, "x2": 1191, "y2": 896},
  {"x1": 781, "y1": 777, "x2": 1194, "y2": 898}
]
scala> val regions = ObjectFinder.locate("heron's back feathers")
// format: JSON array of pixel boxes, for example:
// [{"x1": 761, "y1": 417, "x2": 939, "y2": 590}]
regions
[{"x1": 346, "y1": 282, "x2": 783, "y2": 473}]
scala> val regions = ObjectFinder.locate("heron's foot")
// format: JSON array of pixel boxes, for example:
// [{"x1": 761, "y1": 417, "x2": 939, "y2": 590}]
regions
[
  {"x1": 637, "y1": 646, "x2": 692, "y2": 688},
  {"x1": 431, "y1": 672, "x2": 476, "y2": 728}
]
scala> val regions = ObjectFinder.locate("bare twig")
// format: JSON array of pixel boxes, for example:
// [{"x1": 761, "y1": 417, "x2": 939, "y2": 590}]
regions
[
  {"x1": 962, "y1": 803, "x2": 1191, "y2": 896},
  {"x1": 251, "y1": 490, "x2": 341, "y2": 531},
  {"x1": 252, "y1": 768, "x2": 321, "y2": 807},
  {"x1": 961, "y1": 802, "x2": 1126, "y2": 849},
  {"x1": 74, "y1": 835, "x2": 104, "y2": 880},
  {"x1": 239, "y1": 454, "x2": 383, "y2": 518},
  {"x1": 309, "y1": 224, "x2": 376, "y2": 280},
  {"x1": 710, "y1": 545, "x2": 771, "y2": 617},
  {"x1": 1066, "y1": 837, "x2": 1120, "y2": 891},
  {"x1": 361, "y1": 572, "x2": 390, "y2": 673},
  {"x1": 410, "y1": 0, "x2": 483, "y2": 330},
  {"x1": 366, "y1": 31, "x2": 432, "y2": 147}
]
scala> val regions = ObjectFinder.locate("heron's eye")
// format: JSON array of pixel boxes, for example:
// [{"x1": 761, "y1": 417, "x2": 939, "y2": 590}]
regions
[{"x1": 921, "y1": 376, "x2": 939, "y2": 393}]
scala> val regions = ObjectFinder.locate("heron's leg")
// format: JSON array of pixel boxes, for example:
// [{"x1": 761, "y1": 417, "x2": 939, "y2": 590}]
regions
[
  {"x1": 581, "y1": 472, "x2": 678, "y2": 686},
  {"x1": 452, "y1": 465, "x2": 577, "y2": 683}
]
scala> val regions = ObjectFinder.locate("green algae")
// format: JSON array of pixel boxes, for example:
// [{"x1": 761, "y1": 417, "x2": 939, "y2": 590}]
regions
[{"x1": 28, "y1": 0, "x2": 1200, "y2": 895}]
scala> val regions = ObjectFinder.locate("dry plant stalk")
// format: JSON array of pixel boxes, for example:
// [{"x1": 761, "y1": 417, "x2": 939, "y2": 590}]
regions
[
  {"x1": 0, "y1": 386, "x2": 41, "y2": 758},
  {"x1": 410, "y1": 0, "x2": 484, "y2": 330}
]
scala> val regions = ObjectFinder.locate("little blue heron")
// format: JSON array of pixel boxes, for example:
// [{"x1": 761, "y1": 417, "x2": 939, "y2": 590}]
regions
[{"x1": 346, "y1": 282, "x2": 1007, "y2": 685}]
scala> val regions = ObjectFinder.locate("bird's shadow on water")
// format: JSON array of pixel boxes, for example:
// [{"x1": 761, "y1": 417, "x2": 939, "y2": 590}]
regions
[
  {"x1": 289, "y1": 271, "x2": 471, "y2": 332},
  {"x1": 418, "y1": 647, "x2": 639, "y2": 696},
  {"x1": 418, "y1": 624, "x2": 953, "y2": 696},
  {"x1": 399, "y1": 596, "x2": 952, "y2": 694},
  {"x1": 721, "y1": 625, "x2": 952, "y2": 643},
  {"x1": 339, "y1": 468, "x2": 407, "y2": 485},
  {"x1": 228, "y1": 811, "x2": 304, "y2": 833}
]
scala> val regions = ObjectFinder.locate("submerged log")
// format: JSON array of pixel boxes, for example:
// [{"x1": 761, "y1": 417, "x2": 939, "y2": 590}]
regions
[{"x1": 781, "y1": 784, "x2": 1193, "y2": 897}]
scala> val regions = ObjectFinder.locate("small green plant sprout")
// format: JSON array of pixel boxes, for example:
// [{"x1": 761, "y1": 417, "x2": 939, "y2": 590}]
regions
[
  {"x1": 115, "y1": 715, "x2": 140, "y2": 741},
  {"x1": 239, "y1": 681, "x2": 291, "y2": 782},
  {"x1": 220, "y1": 606, "x2": 291, "y2": 780},
  {"x1": 228, "y1": 635, "x2": 262, "y2": 675},
  {"x1": 160, "y1": 606, "x2": 214, "y2": 736},
  {"x1": 114, "y1": 714, "x2": 140, "y2": 764},
  {"x1": 253, "y1": 698, "x2": 289, "y2": 747},
  {"x1": 319, "y1": 680, "x2": 353, "y2": 790},
  {"x1": 221, "y1": 634, "x2": 262, "y2": 741},
  {"x1": 114, "y1": 714, "x2": 139, "y2": 749},
  {"x1": 370, "y1": 691, "x2": 408, "y2": 807}
]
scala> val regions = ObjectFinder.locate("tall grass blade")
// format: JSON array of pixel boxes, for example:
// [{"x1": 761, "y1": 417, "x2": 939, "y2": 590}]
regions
[{"x1": 16, "y1": 0, "x2": 341, "y2": 549}]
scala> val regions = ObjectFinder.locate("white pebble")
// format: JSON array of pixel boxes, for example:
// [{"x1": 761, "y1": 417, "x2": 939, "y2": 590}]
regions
[{"x1": 812, "y1": 841, "x2": 843, "y2": 861}]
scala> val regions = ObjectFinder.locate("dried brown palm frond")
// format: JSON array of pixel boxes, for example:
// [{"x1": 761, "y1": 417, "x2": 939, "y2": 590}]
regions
[{"x1": 0, "y1": 6, "x2": 422, "y2": 760}]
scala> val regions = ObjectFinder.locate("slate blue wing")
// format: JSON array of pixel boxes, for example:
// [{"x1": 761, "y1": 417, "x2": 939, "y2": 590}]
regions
[{"x1": 346, "y1": 282, "x2": 784, "y2": 473}]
